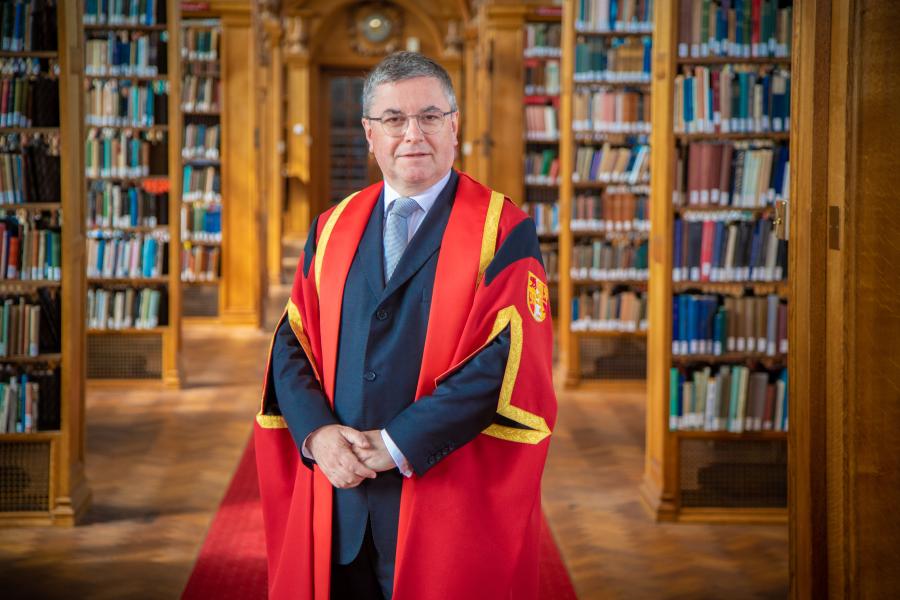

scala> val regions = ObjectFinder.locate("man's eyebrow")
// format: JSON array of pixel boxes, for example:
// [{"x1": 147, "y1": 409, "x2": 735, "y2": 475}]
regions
[{"x1": 378, "y1": 105, "x2": 445, "y2": 115}]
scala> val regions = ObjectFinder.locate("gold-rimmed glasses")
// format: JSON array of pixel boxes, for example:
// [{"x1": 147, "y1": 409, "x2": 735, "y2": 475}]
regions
[{"x1": 365, "y1": 110, "x2": 456, "y2": 137}]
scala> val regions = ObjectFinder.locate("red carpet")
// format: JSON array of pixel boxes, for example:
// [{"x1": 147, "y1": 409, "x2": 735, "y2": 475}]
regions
[{"x1": 182, "y1": 437, "x2": 577, "y2": 599}]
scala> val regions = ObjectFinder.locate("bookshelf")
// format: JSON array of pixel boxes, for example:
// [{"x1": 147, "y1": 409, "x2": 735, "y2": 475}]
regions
[
  {"x1": 559, "y1": 0, "x2": 653, "y2": 386},
  {"x1": 83, "y1": 0, "x2": 182, "y2": 386},
  {"x1": 180, "y1": 17, "x2": 222, "y2": 320},
  {"x1": 0, "y1": 1, "x2": 90, "y2": 525},
  {"x1": 641, "y1": 0, "x2": 793, "y2": 523},
  {"x1": 522, "y1": 8, "x2": 562, "y2": 313}
]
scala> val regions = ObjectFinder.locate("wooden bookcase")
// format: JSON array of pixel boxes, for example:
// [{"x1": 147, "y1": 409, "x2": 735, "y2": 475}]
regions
[
  {"x1": 522, "y1": 8, "x2": 562, "y2": 315},
  {"x1": 180, "y1": 17, "x2": 223, "y2": 321},
  {"x1": 83, "y1": 0, "x2": 183, "y2": 386},
  {"x1": 0, "y1": 0, "x2": 90, "y2": 526},
  {"x1": 558, "y1": 0, "x2": 653, "y2": 386},
  {"x1": 641, "y1": 0, "x2": 793, "y2": 523}
]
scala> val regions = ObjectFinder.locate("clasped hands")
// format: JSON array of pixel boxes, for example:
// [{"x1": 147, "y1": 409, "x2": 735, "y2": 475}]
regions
[{"x1": 307, "y1": 424, "x2": 396, "y2": 489}]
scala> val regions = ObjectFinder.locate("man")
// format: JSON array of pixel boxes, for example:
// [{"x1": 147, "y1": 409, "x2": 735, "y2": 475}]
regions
[{"x1": 255, "y1": 52, "x2": 557, "y2": 600}]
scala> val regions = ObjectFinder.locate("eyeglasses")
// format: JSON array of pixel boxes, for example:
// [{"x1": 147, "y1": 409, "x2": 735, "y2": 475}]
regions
[{"x1": 365, "y1": 110, "x2": 456, "y2": 137}]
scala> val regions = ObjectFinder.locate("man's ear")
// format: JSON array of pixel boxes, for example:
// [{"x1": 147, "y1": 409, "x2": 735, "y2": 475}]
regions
[{"x1": 362, "y1": 118, "x2": 374, "y2": 152}]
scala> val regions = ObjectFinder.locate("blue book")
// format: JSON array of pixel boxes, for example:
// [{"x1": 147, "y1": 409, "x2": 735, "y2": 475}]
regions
[
  {"x1": 672, "y1": 297, "x2": 680, "y2": 353},
  {"x1": 673, "y1": 218, "x2": 683, "y2": 278},
  {"x1": 683, "y1": 77, "x2": 692, "y2": 130}
]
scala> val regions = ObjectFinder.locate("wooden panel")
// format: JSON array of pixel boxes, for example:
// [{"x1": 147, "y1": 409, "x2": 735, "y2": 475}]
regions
[
  {"x1": 220, "y1": 14, "x2": 263, "y2": 326},
  {"x1": 558, "y1": 0, "x2": 574, "y2": 385},
  {"x1": 845, "y1": 0, "x2": 900, "y2": 594}
]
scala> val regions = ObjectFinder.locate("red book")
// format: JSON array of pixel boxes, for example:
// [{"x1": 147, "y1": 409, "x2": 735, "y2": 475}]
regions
[
  {"x1": 0, "y1": 79, "x2": 9, "y2": 125},
  {"x1": 763, "y1": 383, "x2": 776, "y2": 430},
  {"x1": 752, "y1": 0, "x2": 762, "y2": 54},
  {"x1": 7, "y1": 234, "x2": 19, "y2": 279},
  {"x1": 700, "y1": 219, "x2": 715, "y2": 281}
]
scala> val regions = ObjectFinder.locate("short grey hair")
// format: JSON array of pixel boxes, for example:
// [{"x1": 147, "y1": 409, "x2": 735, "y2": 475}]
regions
[{"x1": 362, "y1": 51, "x2": 458, "y2": 117}]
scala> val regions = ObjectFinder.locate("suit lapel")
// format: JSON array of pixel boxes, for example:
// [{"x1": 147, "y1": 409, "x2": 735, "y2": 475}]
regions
[
  {"x1": 358, "y1": 191, "x2": 386, "y2": 298},
  {"x1": 381, "y1": 171, "x2": 459, "y2": 300}
]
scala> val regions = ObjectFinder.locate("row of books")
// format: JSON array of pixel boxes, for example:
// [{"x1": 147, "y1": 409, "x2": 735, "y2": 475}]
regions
[
  {"x1": 84, "y1": 31, "x2": 166, "y2": 77},
  {"x1": 523, "y1": 23, "x2": 561, "y2": 58},
  {"x1": 574, "y1": 37, "x2": 651, "y2": 83},
  {"x1": 573, "y1": 143, "x2": 650, "y2": 185},
  {"x1": 571, "y1": 288, "x2": 647, "y2": 331},
  {"x1": 524, "y1": 105, "x2": 558, "y2": 141},
  {"x1": 0, "y1": 374, "x2": 43, "y2": 433},
  {"x1": 670, "y1": 365, "x2": 788, "y2": 432},
  {"x1": 85, "y1": 128, "x2": 168, "y2": 179},
  {"x1": 87, "y1": 180, "x2": 168, "y2": 228},
  {"x1": 572, "y1": 191, "x2": 650, "y2": 232},
  {"x1": 86, "y1": 232, "x2": 167, "y2": 279},
  {"x1": 181, "y1": 243, "x2": 219, "y2": 282},
  {"x1": 0, "y1": 134, "x2": 61, "y2": 204},
  {"x1": 524, "y1": 59, "x2": 560, "y2": 96},
  {"x1": 674, "y1": 140, "x2": 789, "y2": 208},
  {"x1": 673, "y1": 215, "x2": 786, "y2": 283},
  {"x1": 678, "y1": 0, "x2": 792, "y2": 59},
  {"x1": 571, "y1": 239, "x2": 649, "y2": 281},
  {"x1": 0, "y1": 55, "x2": 54, "y2": 75},
  {"x1": 181, "y1": 203, "x2": 220, "y2": 243},
  {"x1": 1, "y1": 0, "x2": 57, "y2": 52},
  {"x1": 0, "y1": 216, "x2": 60, "y2": 280},
  {"x1": 87, "y1": 286, "x2": 164, "y2": 330},
  {"x1": 524, "y1": 149, "x2": 559, "y2": 185},
  {"x1": 674, "y1": 66, "x2": 790, "y2": 134},
  {"x1": 540, "y1": 243, "x2": 559, "y2": 281},
  {"x1": 182, "y1": 164, "x2": 220, "y2": 203},
  {"x1": 522, "y1": 201, "x2": 559, "y2": 236},
  {"x1": 181, "y1": 75, "x2": 219, "y2": 113},
  {"x1": 573, "y1": 88, "x2": 650, "y2": 134},
  {"x1": 576, "y1": 0, "x2": 654, "y2": 33},
  {"x1": 182, "y1": 26, "x2": 219, "y2": 62},
  {"x1": 182, "y1": 124, "x2": 219, "y2": 159},
  {"x1": 0, "y1": 297, "x2": 40, "y2": 357},
  {"x1": 0, "y1": 288, "x2": 58, "y2": 353},
  {"x1": 83, "y1": 0, "x2": 164, "y2": 26},
  {"x1": 0, "y1": 76, "x2": 58, "y2": 127},
  {"x1": 673, "y1": 293, "x2": 787, "y2": 357},
  {"x1": 85, "y1": 79, "x2": 169, "y2": 128}
]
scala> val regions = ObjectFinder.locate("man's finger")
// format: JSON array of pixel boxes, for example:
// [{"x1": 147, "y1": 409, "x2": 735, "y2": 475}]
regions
[{"x1": 341, "y1": 427, "x2": 372, "y2": 449}]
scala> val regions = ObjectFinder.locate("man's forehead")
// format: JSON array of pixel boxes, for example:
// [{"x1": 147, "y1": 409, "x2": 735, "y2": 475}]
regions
[{"x1": 370, "y1": 78, "x2": 449, "y2": 112}]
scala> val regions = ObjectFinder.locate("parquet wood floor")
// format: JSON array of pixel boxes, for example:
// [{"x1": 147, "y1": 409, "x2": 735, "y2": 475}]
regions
[{"x1": 0, "y1": 269, "x2": 787, "y2": 598}]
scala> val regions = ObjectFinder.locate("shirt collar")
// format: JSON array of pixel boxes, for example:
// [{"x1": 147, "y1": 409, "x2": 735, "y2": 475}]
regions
[{"x1": 383, "y1": 169, "x2": 453, "y2": 217}]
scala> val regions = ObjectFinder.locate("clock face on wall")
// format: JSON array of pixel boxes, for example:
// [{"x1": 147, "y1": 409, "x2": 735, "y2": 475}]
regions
[{"x1": 361, "y1": 12, "x2": 393, "y2": 43}]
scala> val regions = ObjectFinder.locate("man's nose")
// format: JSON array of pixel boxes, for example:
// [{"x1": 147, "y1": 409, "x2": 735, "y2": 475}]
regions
[{"x1": 404, "y1": 116, "x2": 425, "y2": 142}]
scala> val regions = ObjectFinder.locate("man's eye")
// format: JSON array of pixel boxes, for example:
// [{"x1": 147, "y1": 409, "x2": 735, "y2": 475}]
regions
[
  {"x1": 420, "y1": 114, "x2": 442, "y2": 124},
  {"x1": 383, "y1": 116, "x2": 405, "y2": 127}
]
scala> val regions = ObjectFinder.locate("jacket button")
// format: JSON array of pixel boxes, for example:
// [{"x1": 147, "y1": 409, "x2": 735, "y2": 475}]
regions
[
  {"x1": 376, "y1": 308, "x2": 388, "y2": 320},
  {"x1": 363, "y1": 371, "x2": 377, "y2": 381}
]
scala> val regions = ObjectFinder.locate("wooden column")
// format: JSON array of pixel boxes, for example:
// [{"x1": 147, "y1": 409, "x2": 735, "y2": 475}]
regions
[
  {"x1": 261, "y1": 12, "x2": 285, "y2": 286},
  {"x1": 558, "y1": 0, "x2": 574, "y2": 385},
  {"x1": 284, "y1": 18, "x2": 312, "y2": 241},
  {"x1": 474, "y1": 3, "x2": 527, "y2": 199},
  {"x1": 219, "y1": 2, "x2": 263, "y2": 325},
  {"x1": 790, "y1": 0, "x2": 900, "y2": 596}
]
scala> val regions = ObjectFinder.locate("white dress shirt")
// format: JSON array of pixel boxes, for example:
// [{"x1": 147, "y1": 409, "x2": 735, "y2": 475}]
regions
[{"x1": 303, "y1": 170, "x2": 453, "y2": 478}]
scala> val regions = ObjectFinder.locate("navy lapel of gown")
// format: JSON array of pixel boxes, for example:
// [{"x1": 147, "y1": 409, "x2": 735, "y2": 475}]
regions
[
  {"x1": 381, "y1": 170, "x2": 459, "y2": 300},
  {"x1": 358, "y1": 188, "x2": 386, "y2": 299}
]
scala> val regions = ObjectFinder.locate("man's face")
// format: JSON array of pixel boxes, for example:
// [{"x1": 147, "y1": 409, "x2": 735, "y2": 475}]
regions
[{"x1": 362, "y1": 76, "x2": 459, "y2": 195}]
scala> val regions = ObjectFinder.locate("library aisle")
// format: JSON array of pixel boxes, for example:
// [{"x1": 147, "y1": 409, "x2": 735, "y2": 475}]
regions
[{"x1": 0, "y1": 282, "x2": 785, "y2": 599}]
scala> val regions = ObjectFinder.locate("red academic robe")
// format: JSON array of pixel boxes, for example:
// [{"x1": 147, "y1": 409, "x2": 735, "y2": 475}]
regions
[{"x1": 255, "y1": 171, "x2": 557, "y2": 599}]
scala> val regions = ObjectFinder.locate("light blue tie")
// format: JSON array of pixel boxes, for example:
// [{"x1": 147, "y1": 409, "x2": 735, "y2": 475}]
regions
[{"x1": 384, "y1": 196, "x2": 420, "y2": 282}]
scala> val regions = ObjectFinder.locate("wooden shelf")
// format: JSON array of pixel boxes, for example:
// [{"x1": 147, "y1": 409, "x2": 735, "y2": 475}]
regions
[
  {"x1": 573, "y1": 180, "x2": 650, "y2": 190},
  {"x1": 571, "y1": 329, "x2": 647, "y2": 338},
  {"x1": 182, "y1": 278, "x2": 220, "y2": 285},
  {"x1": 574, "y1": 79, "x2": 651, "y2": 88},
  {"x1": 0, "y1": 431, "x2": 62, "y2": 442},
  {"x1": 0, "y1": 50, "x2": 58, "y2": 58},
  {"x1": 84, "y1": 124, "x2": 169, "y2": 132},
  {"x1": 86, "y1": 175, "x2": 167, "y2": 184},
  {"x1": 0, "y1": 202, "x2": 61, "y2": 211},
  {"x1": 88, "y1": 225, "x2": 168, "y2": 233},
  {"x1": 183, "y1": 238, "x2": 221, "y2": 246},
  {"x1": 182, "y1": 109, "x2": 221, "y2": 117},
  {"x1": 575, "y1": 29, "x2": 653, "y2": 38},
  {"x1": 671, "y1": 352, "x2": 787, "y2": 365},
  {"x1": 675, "y1": 131, "x2": 790, "y2": 141},
  {"x1": 0, "y1": 279, "x2": 61, "y2": 290},
  {"x1": 677, "y1": 56, "x2": 792, "y2": 66},
  {"x1": 87, "y1": 327, "x2": 168, "y2": 335},
  {"x1": 84, "y1": 23, "x2": 167, "y2": 32},
  {"x1": 672, "y1": 430, "x2": 788, "y2": 440},
  {"x1": 674, "y1": 205, "x2": 773, "y2": 215},
  {"x1": 0, "y1": 127, "x2": 59, "y2": 134},
  {"x1": 672, "y1": 281, "x2": 788, "y2": 295},
  {"x1": 0, "y1": 353, "x2": 62, "y2": 365},
  {"x1": 87, "y1": 277, "x2": 170, "y2": 285},
  {"x1": 85, "y1": 75, "x2": 166, "y2": 82},
  {"x1": 572, "y1": 278, "x2": 648, "y2": 286}
]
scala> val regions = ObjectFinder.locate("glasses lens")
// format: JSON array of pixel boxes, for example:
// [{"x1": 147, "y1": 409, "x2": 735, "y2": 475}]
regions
[
  {"x1": 417, "y1": 112, "x2": 444, "y2": 134},
  {"x1": 381, "y1": 115, "x2": 407, "y2": 136}
]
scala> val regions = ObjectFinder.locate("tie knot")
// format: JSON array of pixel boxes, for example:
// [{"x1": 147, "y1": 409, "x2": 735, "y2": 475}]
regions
[{"x1": 389, "y1": 197, "x2": 420, "y2": 219}]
